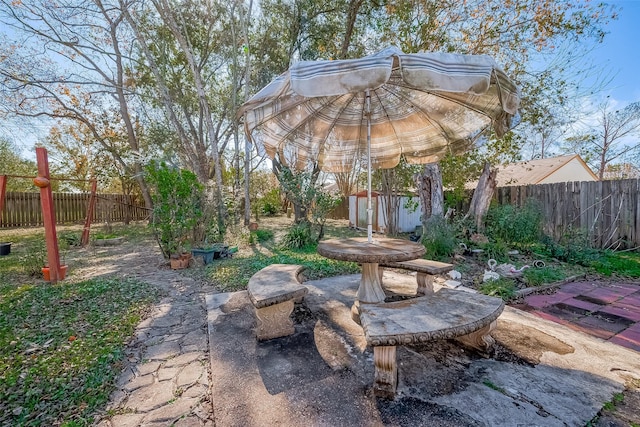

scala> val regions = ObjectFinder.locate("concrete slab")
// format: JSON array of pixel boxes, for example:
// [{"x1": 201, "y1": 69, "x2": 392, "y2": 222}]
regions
[{"x1": 206, "y1": 272, "x2": 640, "y2": 427}]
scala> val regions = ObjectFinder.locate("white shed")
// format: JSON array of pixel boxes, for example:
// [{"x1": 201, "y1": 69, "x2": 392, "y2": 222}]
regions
[{"x1": 349, "y1": 191, "x2": 422, "y2": 234}]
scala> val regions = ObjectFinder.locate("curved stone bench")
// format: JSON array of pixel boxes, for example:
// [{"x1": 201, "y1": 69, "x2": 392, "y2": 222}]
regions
[
  {"x1": 359, "y1": 288, "x2": 505, "y2": 398},
  {"x1": 247, "y1": 264, "x2": 307, "y2": 341},
  {"x1": 378, "y1": 259, "x2": 454, "y2": 295}
]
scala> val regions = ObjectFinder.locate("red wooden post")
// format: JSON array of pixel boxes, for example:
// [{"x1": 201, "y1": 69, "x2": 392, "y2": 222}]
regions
[
  {"x1": 81, "y1": 178, "x2": 97, "y2": 247},
  {"x1": 0, "y1": 175, "x2": 6, "y2": 220},
  {"x1": 34, "y1": 148, "x2": 62, "y2": 283}
]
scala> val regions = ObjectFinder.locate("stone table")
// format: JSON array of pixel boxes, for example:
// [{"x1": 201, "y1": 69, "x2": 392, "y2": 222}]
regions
[{"x1": 317, "y1": 237, "x2": 425, "y2": 310}]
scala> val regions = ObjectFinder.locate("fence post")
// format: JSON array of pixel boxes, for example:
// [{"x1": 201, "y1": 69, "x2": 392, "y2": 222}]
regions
[
  {"x1": 0, "y1": 175, "x2": 6, "y2": 221},
  {"x1": 81, "y1": 178, "x2": 98, "y2": 247},
  {"x1": 34, "y1": 147, "x2": 62, "y2": 283}
]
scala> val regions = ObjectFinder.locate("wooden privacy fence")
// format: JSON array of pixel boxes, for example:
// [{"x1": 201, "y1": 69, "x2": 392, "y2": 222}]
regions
[
  {"x1": 327, "y1": 197, "x2": 349, "y2": 220},
  {"x1": 0, "y1": 192, "x2": 149, "y2": 228},
  {"x1": 494, "y1": 179, "x2": 640, "y2": 250}
]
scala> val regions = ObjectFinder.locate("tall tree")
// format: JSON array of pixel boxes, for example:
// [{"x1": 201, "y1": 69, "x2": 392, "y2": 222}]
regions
[
  {"x1": 0, "y1": 0, "x2": 154, "y2": 207},
  {"x1": 565, "y1": 100, "x2": 640, "y2": 179},
  {"x1": 41, "y1": 121, "x2": 128, "y2": 193},
  {"x1": 0, "y1": 138, "x2": 37, "y2": 191},
  {"x1": 124, "y1": 0, "x2": 237, "y2": 234}
]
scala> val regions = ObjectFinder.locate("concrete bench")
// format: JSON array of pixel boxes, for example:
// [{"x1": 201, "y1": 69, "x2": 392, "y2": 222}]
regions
[
  {"x1": 247, "y1": 264, "x2": 307, "y2": 341},
  {"x1": 359, "y1": 288, "x2": 504, "y2": 398},
  {"x1": 378, "y1": 259, "x2": 454, "y2": 295}
]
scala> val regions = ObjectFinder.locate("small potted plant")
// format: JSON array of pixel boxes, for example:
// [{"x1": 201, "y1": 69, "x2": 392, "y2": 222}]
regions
[{"x1": 191, "y1": 242, "x2": 226, "y2": 264}]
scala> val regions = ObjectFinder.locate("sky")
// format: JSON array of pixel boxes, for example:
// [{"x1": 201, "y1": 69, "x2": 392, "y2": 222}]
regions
[
  {"x1": 3, "y1": 0, "x2": 640, "y2": 160},
  {"x1": 590, "y1": 0, "x2": 640, "y2": 104}
]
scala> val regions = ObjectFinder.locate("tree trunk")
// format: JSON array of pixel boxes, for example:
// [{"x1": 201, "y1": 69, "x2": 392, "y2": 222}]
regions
[
  {"x1": 467, "y1": 162, "x2": 498, "y2": 231},
  {"x1": 415, "y1": 163, "x2": 444, "y2": 232}
]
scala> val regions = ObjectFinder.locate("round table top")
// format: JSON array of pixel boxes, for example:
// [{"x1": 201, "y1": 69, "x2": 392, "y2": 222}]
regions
[{"x1": 317, "y1": 237, "x2": 425, "y2": 264}]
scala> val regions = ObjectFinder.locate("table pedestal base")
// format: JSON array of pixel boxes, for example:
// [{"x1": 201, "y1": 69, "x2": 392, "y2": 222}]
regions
[{"x1": 358, "y1": 263, "x2": 386, "y2": 303}]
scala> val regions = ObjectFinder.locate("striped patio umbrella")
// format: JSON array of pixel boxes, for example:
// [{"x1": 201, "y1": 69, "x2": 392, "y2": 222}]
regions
[{"x1": 239, "y1": 47, "x2": 520, "y2": 242}]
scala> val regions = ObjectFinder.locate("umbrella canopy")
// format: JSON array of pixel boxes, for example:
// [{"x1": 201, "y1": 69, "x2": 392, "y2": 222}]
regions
[
  {"x1": 239, "y1": 46, "x2": 520, "y2": 240},
  {"x1": 240, "y1": 46, "x2": 519, "y2": 171}
]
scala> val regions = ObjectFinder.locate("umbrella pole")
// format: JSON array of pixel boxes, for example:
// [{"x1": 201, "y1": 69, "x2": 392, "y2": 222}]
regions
[{"x1": 366, "y1": 89, "x2": 373, "y2": 243}]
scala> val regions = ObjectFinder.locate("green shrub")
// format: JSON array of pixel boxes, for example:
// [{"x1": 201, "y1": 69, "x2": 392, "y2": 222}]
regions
[
  {"x1": 253, "y1": 229, "x2": 274, "y2": 243},
  {"x1": 541, "y1": 228, "x2": 599, "y2": 265},
  {"x1": 486, "y1": 200, "x2": 543, "y2": 247},
  {"x1": 20, "y1": 241, "x2": 47, "y2": 277},
  {"x1": 146, "y1": 161, "x2": 204, "y2": 257},
  {"x1": 480, "y1": 239, "x2": 509, "y2": 262},
  {"x1": 259, "y1": 189, "x2": 281, "y2": 216},
  {"x1": 58, "y1": 232, "x2": 81, "y2": 247},
  {"x1": 280, "y1": 223, "x2": 313, "y2": 249},
  {"x1": 421, "y1": 216, "x2": 457, "y2": 260}
]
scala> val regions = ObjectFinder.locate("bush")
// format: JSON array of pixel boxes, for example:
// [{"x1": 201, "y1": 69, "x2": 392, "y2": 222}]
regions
[
  {"x1": 541, "y1": 228, "x2": 599, "y2": 265},
  {"x1": 486, "y1": 200, "x2": 543, "y2": 247},
  {"x1": 479, "y1": 239, "x2": 509, "y2": 262},
  {"x1": 421, "y1": 216, "x2": 457, "y2": 260},
  {"x1": 252, "y1": 229, "x2": 274, "y2": 243},
  {"x1": 146, "y1": 161, "x2": 204, "y2": 257},
  {"x1": 280, "y1": 223, "x2": 313, "y2": 250},
  {"x1": 259, "y1": 189, "x2": 281, "y2": 216},
  {"x1": 20, "y1": 240, "x2": 47, "y2": 276}
]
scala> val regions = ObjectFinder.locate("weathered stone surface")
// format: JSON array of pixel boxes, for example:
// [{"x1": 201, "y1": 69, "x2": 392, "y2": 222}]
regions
[
  {"x1": 116, "y1": 367, "x2": 135, "y2": 387},
  {"x1": 181, "y1": 344, "x2": 203, "y2": 353},
  {"x1": 163, "y1": 333, "x2": 185, "y2": 342},
  {"x1": 171, "y1": 324, "x2": 205, "y2": 334},
  {"x1": 247, "y1": 264, "x2": 307, "y2": 308},
  {"x1": 109, "y1": 413, "x2": 144, "y2": 427},
  {"x1": 126, "y1": 382, "x2": 175, "y2": 412},
  {"x1": 182, "y1": 383, "x2": 208, "y2": 398},
  {"x1": 176, "y1": 362, "x2": 205, "y2": 387},
  {"x1": 360, "y1": 289, "x2": 504, "y2": 346},
  {"x1": 106, "y1": 389, "x2": 127, "y2": 410},
  {"x1": 145, "y1": 341, "x2": 181, "y2": 360},
  {"x1": 180, "y1": 329, "x2": 207, "y2": 347},
  {"x1": 145, "y1": 397, "x2": 199, "y2": 423},
  {"x1": 135, "y1": 361, "x2": 161, "y2": 376},
  {"x1": 124, "y1": 373, "x2": 154, "y2": 392},
  {"x1": 157, "y1": 367, "x2": 181, "y2": 381},
  {"x1": 148, "y1": 316, "x2": 181, "y2": 328},
  {"x1": 173, "y1": 415, "x2": 204, "y2": 427},
  {"x1": 165, "y1": 351, "x2": 204, "y2": 368}
]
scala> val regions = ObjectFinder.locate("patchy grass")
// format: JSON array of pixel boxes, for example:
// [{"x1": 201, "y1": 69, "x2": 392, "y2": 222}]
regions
[
  {"x1": 478, "y1": 278, "x2": 517, "y2": 300},
  {"x1": 207, "y1": 245, "x2": 360, "y2": 292},
  {"x1": 522, "y1": 266, "x2": 566, "y2": 287},
  {"x1": 0, "y1": 278, "x2": 160, "y2": 426},
  {"x1": 589, "y1": 251, "x2": 640, "y2": 277}
]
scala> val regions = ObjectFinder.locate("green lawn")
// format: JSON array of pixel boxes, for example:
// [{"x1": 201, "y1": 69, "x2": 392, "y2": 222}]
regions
[
  {"x1": 0, "y1": 224, "x2": 161, "y2": 426},
  {"x1": 0, "y1": 278, "x2": 160, "y2": 426}
]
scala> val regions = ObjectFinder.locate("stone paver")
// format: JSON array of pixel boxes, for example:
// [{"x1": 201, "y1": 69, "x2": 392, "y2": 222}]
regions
[
  {"x1": 521, "y1": 280, "x2": 640, "y2": 352},
  {"x1": 90, "y1": 240, "x2": 214, "y2": 426}
]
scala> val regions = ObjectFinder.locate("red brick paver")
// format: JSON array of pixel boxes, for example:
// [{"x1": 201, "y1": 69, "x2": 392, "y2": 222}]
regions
[{"x1": 520, "y1": 280, "x2": 640, "y2": 352}]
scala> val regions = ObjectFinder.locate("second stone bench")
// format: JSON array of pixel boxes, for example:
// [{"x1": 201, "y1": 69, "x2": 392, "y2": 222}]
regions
[{"x1": 359, "y1": 288, "x2": 505, "y2": 398}]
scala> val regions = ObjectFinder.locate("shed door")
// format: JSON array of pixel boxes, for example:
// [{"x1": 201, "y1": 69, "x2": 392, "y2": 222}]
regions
[{"x1": 357, "y1": 196, "x2": 377, "y2": 229}]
